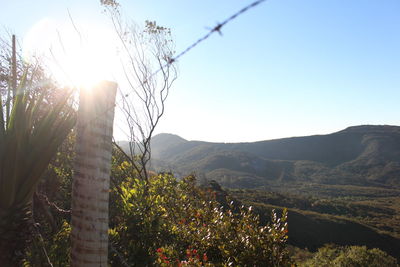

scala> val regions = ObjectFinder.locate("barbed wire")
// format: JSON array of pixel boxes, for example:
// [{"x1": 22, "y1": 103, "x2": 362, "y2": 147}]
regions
[
  {"x1": 70, "y1": 1, "x2": 266, "y2": 265},
  {"x1": 170, "y1": 0, "x2": 266, "y2": 65},
  {"x1": 36, "y1": 192, "x2": 71, "y2": 214},
  {"x1": 81, "y1": 0, "x2": 267, "y2": 132},
  {"x1": 126, "y1": 0, "x2": 266, "y2": 95}
]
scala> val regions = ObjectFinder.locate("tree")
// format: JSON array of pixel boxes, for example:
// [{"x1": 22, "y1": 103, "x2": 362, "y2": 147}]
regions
[
  {"x1": 103, "y1": 3, "x2": 177, "y2": 181},
  {"x1": 65, "y1": 2, "x2": 176, "y2": 264},
  {"x1": 70, "y1": 81, "x2": 117, "y2": 266},
  {"x1": 0, "y1": 35, "x2": 76, "y2": 265}
]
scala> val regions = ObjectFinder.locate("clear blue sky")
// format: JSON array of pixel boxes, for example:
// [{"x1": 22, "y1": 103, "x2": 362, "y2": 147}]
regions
[{"x1": 1, "y1": 0, "x2": 400, "y2": 142}]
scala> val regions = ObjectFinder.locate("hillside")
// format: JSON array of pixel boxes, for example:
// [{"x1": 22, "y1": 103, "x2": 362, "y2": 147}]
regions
[
  {"x1": 122, "y1": 125, "x2": 400, "y2": 258},
  {"x1": 150, "y1": 125, "x2": 400, "y2": 188},
  {"x1": 209, "y1": 182, "x2": 400, "y2": 259}
]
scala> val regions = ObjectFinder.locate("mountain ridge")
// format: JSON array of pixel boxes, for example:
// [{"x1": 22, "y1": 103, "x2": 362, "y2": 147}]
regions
[
  {"x1": 119, "y1": 126, "x2": 400, "y2": 258},
  {"x1": 149, "y1": 125, "x2": 400, "y2": 188}
]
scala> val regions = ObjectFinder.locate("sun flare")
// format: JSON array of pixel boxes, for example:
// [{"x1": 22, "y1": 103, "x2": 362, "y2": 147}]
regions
[{"x1": 24, "y1": 18, "x2": 119, "y2": 90}]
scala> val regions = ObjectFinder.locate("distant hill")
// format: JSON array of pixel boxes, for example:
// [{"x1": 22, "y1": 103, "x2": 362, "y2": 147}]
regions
[
  {"x1": 149, "y1": 125, "x2": 400, "y2": 188},
  {"x1": 119, "y1": 126, "x2": 400, "y2": 259}
]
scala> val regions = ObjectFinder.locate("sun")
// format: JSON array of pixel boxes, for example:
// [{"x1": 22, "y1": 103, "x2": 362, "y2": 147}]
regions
[{"x1": 24, "y1": 18, "x2": 119, "y2": 90}]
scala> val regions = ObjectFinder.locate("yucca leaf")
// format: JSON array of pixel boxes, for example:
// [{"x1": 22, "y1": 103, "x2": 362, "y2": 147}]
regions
[
  {"x1": 0, "y1": 95, "x2": 4, "y2": 138},
  {"x1": 0, "y1": 72, "x2": 76, "y2": 208},
  {"x1": 18, "y1": 111, "x2": 76, "y2": 203},
  {"x1": 30, "y1": 90, "x2": 73, "y2": 143},
  {"x1": 5, "y1": 81, "x2": 11, "y2": 127}
]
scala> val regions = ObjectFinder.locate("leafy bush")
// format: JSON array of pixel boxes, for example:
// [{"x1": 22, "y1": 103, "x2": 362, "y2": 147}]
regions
[
  {"x1": 109, "y1": 156, "x2": 292, "y2": 266},
  {"x1": 300, "y1": 244, "x2": 398, "y2": 267}
]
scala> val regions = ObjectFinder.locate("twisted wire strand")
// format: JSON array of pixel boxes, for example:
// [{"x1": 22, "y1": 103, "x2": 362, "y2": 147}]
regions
[{"x1": 81, "y1": 0, "x2": 267, "y2": 130}]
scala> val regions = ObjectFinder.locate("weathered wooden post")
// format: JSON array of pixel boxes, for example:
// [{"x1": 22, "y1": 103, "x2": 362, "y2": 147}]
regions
[{"x1": 71, "y1": 81, "x2": 117, "y2": 266}]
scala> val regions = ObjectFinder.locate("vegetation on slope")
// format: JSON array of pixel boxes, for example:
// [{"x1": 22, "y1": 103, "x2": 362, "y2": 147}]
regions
[
  {"x1": 147, "y1": 128, "x2": 400, "y2": 261},
  {"x1": 14, "y1": 133, "x2": 400, "y2": 266},
  {"x1": 230, "y1": 188, "x2": 400, "y2": 260},
  {"x1": 22, "y1": 139, "x2": 293, "y2": 266},
  {"x1": 150, "y1": 126, "x2": 400, "y2": 188},
  {"x1": 298, "y1": 244, "x2": 398, "y2": 267}
]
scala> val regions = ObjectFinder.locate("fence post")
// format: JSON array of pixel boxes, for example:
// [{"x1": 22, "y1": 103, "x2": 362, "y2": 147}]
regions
[{"x1": 71, "y1": 81, "x2": 117, "y2": 266}]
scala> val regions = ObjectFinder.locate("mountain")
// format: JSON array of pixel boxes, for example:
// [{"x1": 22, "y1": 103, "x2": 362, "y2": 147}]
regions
[
  {"x1": 147, "y1": 126, "x2": 400, "y2": 258},
  {"x1": 150, "y1": 125, "x2": 400, "y2": 188}
]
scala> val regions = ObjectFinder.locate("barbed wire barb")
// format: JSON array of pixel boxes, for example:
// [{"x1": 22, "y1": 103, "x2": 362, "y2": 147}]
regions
[
  {"x1": 82, "y1": 0, "x2": 267, "y2": 131},
  {"x1": 171, "y1": 0, "x2": 266, "y2": 63},
  {"x1": 37, "y1": 192, "x2": 71, "y2": 214}
]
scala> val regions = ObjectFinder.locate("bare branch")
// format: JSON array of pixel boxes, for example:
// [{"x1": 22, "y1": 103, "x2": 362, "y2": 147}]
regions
[{"x1": 106, "y1": 9, "x2": 177, "y2": 180}]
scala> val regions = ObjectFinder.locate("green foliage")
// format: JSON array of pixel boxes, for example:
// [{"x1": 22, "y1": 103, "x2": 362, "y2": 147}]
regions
[
  {"x1": 231, "y1": 186, "x2": 400, "y2": 259},
  {"x1": 0, "y1": 74, "x2": 74, "y2": 208},
  {"x1": 47, "y1": 220, "x2": 71, "y2": 266},
  {"x1": 23, "y1": 220, "x2": 71, "y2": 267},
  {"x1": 149, "y1": 128, "x2": 400, "y2": 259},
  {"x1": 230, "y1": 187, "x2": 400, "y2": 235},
  {"x1": 39, "y1": 132, "x2": 75, "y2": 214},
  {"x1": 109, "y1": 156, "x2": 292, "y2": 266},
  {"x1": 20, "y1": 137, "x2": 400, "y2": 266},
  {"x1": 20, "y1": 134, "x2": 75, "y2": 266},
  {"x1": 0, "y1": 62, "x2": 76, "y2": 264},
  {"x1": 299, "y1": 245, "x2": 398, "y2": 267}
]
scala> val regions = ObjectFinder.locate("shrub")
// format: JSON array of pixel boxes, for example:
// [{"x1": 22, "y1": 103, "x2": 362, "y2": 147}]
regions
[
  {"x1": 300, "y1": 244, "x2": 398, "y2": 267},
  {"x1": 109, "y1": 157, "x2": 292, "y2": 266}
]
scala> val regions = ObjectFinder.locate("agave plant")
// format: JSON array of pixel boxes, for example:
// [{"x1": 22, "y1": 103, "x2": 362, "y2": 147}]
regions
[{"x1": 0, "y1": 72, "x2": 76, "y2": 265}]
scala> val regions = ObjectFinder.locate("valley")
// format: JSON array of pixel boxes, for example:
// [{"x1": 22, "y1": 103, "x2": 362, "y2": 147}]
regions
[{"x1": 132, "y1": 125, "x2": 400, "y2": 259}]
